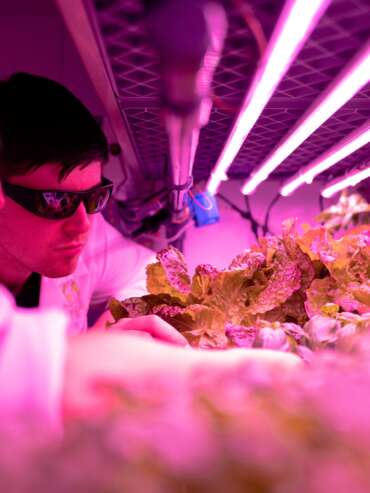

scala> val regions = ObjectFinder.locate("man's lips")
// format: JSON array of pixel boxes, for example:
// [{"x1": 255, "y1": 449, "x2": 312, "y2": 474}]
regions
[{"x1": 56, "y1": 243, "x2": 85, "y2": 254}]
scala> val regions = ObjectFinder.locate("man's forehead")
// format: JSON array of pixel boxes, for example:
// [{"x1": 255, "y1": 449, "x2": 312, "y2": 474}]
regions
[{"x1": 6, "y1": 161, "x2": 102, "y2": 190}]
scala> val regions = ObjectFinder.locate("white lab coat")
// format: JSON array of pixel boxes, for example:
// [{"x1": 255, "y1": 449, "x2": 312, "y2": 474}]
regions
[
  {"x1": 39, "y1": 214, "x2": 155, "y2": 334},
  {"x1": 0, "y1": 285, "x2": 67, "y2": 427}
]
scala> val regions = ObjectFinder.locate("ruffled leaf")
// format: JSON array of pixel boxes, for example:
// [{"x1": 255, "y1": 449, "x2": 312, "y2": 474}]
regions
[
  {"x1": 304, "y1": 315, "x2": 339, "y2": 348},
  {"x1": 263, "y1": 291, "x2": 308, "y2": 326},
  {"x1": 316, "y1": 192, "x2": 370, "y2": 231},
  {"x1": 108, "y1": 298, "x2": 129, "y2": 322},
  {"x1": 157, "y1": 304, "x2": 228, "y2": 349},
  {"x1": 254, "y1": 327, "x2": 291, "y2": 351},
  {"x1": 247, "y1": 250, "x2": 301, "y2": 315},
  {"x1": 296, "y1": 227, "x2": 331, "y2": 262},
  {"x1": 334, "y1": 282, "x2": 370, "y2": 315},
  {"x1": 190, "y1": 264, "x2": 219, "y2": 302},
  {"x1": 146, "y1": 246, "x2": 191, "y2": 302},
  {"x1": 257, "y1": 236, "x2": 281, "y2": 265},
  {"x1": 225, "y1": 322, "x2": 257, "y2": 348},
  {"x1": 304, "y1": 277, "x2": 337, "y2": 318},
  {"x1": 204, "y1": 270, "x2": 251, "y2": 324},
  {"x1": 228, "y1": 249, "x2": 265, "y2": 274},
  {"x1": 109, "y1": 294, "x2": 186, "y2": 321},
  {"x1": 282, "y1": 218, "x2": 315, "y2": 289},
  {"x1": 325, "y1": 234, "x2": 370, "y2": 285}
]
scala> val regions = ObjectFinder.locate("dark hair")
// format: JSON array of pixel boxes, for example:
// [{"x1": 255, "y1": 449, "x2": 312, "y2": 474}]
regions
[{"x1": 0, "y1": 72, "x2": 109, "y2": 180}]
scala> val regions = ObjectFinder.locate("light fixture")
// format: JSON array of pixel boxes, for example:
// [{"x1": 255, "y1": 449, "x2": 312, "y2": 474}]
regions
[
  {"x1": 280, "y1": 121, "x2": 370, "y2": 196},
  {"x1": 241, "y1": 40, "x2": 370, "y2": 195},
  {"x1": 205, "y1": 0, "x2": 331, "y2": 196},
  {"x1": 321, "y1": 166, "x2": 370, "y2": 198}
]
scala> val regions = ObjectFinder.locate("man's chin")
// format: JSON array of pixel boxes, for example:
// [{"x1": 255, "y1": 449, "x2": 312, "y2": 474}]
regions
[{"x1": 42, "y1": 258, "x2": 79, "y2": 278}]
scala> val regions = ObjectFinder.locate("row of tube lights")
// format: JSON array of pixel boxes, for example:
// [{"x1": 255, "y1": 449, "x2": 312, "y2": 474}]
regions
[{"x1": 205, "y1": 0, "x2": 370, "y2": 199}]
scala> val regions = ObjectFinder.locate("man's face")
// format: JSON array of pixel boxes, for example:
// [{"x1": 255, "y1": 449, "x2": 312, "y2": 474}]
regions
[{"x1": 0, "y1": 161, "x2": 101, "y2": 278}]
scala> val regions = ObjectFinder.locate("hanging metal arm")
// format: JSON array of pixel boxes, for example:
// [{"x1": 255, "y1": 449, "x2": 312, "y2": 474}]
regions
[{"x1": 143, "y1": 0, "x2": 227, "y2": 221}]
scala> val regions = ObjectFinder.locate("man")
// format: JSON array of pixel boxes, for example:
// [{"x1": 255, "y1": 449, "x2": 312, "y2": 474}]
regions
[
  {"x1": 0, "y1": 72, "x2": 185, "y2": 340},
  {"x1": 0, "y1": 72, "x2": 299, "y2": 426},
  {"x1": 0, "y1": 71, "x2": 187, "y2": 425}
]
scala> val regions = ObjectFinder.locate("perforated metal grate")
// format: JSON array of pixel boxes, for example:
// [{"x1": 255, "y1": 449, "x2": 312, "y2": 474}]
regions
[{"x1": 93, "y1": 0, "x2": 370, "y2": 184}]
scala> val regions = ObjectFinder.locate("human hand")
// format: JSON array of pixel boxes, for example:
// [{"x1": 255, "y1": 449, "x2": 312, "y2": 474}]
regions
[
  {"x1": 91, "y1": 310, "x2": 188, "y2": 347},
  {"x1": 111, "y1": 314, "x2": 189, "y2": 346}
]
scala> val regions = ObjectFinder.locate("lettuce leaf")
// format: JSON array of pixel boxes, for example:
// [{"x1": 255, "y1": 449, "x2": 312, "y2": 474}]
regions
[
  {"x1": 228, "y1": 249, "x2": 265, "y2": 274},
  {"x1": 296, "y1": 227, "x2": 331, "y2": 262},
  {"x1": 190, "y1": 264, "x2": 219, "y2": 302},
  {"x1": 304, "y1": 277, "x2": 338, "y2": 318},
  {"x1": 334, "y1": 282, "x2": 370, "y2": 315},
  {"x1": 282, "y1": 218, "x2": 315, "y2": 289},
  {"x1": 316, "y1": 192, "x2": 370, "y2": 231},
  {"x1": 203, "y1": 270, "x2": 251, "y2": 324},
  {"x1": 156, "y1": 304, "x2": 228, "y2": 349},
  {"x1": 247, "y1": 250, "x2": 301, "y2": 315},
  {"x1": 325, "y1": 234, "x2": 370, "y2": 285},
  {"x1": 303, "y1": 311, "x2": 370, "y2": 351},
  {"x1": 108, "y1": 298, "x2": 129, "y2": 322},
  {"x1": 225, "y1": 322, "x2": 257, "y2": 348},
  {"x1": 263, "y1": 291, "x2": 308, "y2": 326},
  {"x1": 146, "y1": 246, "x2": 191, "y2": 302},
  {"x1": 254, "y1": 327, "x2": 290, "y2": 351},
  {"x1": 109, "y1": 293, "x2": 185, "y2": 320},
  {"x1": 304, "y1": 315, "x2": 339, "y2": 348},
  {"x1": 257, "y1": 236, "x2": 281, "y2": 265}
]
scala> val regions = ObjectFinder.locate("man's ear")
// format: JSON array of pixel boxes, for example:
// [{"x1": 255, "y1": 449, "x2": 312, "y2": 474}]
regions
[{"x1": 0, "y1": 181, "x2": 4, "y2": 209}]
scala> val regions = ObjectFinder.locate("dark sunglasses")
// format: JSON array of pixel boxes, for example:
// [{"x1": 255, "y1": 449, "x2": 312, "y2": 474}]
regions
[{"x1": 2, "y1": 177, "x2": 113, "y2": 220}]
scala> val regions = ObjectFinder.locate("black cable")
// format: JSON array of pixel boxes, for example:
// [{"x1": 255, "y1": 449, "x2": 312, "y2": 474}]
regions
[
  {"x1": 244, "y1": 195, "x2": 261, "y2": 239},
  {"x1": 319, "y1": 194, "x2": 325, "y2": 212},
  {"x1": 217, "y1": 192, "x2": 262, "y2": 240},
  {"x1": 262, "y1": 193, "x2": 281, "y2": 235},
  {"x1": 217, "y1": 192, "x2": 246, "y2": 216}
]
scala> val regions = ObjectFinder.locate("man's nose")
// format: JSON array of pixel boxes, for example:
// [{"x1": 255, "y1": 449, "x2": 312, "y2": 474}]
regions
[{"x1": 63, "y1": 202, "x2": 91, "y2": 236}]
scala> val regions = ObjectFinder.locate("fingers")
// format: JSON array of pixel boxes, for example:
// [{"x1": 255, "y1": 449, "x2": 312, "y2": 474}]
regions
[
  {"x1": 119, "y1": 330, "x2": 153, "y2": 340},
  {"x1": 113, "y1": 315, "x2": 189, "y2": 347}
]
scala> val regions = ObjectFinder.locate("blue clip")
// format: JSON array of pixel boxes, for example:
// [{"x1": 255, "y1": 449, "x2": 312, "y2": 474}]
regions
[{"x1": 188, "y1": 191, "x2": 220, "y2": 227}]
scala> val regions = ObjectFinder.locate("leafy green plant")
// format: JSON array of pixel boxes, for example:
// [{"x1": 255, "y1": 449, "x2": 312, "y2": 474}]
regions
[
  {"x1": 109, "y1": 219, "x2": 370, "y2": 354},
  {"x1": 316, "y1": 191, "x2": 370, "y2": 232}
]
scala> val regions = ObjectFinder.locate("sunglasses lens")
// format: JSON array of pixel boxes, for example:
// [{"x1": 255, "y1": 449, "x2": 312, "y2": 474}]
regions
[
  {"x1": 84, "y1": 187, "x2": 112, "y2": 214},
  {"x1": 3, "y1": 179, "x2": 113, "y2": 219},
  {"x1": 37, "y1": 191, "x2": 80, "y2": 219}
]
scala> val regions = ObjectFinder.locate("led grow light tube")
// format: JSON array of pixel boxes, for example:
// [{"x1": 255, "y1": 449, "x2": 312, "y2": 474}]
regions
[
  {"x1": 280, "y1": 120, "x2": 370, "y2": 196},
  {"x1": 205, "y1": 0, "x2": 331, "y2": 196},
  {"x1": 241, "y1": 40, "x2": 370, "y2": 195},
  {"x1": 321, "y1": 166, "x2": 370, "y2": 198}
]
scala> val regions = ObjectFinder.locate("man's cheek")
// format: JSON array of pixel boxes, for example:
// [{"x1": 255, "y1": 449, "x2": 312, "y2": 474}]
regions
[{"x1": 0, "y1": 183, "x2": 5, "y2": 209}]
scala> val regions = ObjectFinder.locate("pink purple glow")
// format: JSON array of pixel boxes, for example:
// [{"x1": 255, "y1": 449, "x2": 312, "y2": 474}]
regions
[
  {"x1": 241, "y1": 40, "x2": 370, "y2": 195},
  {"x1": 321, "y1": 166, "x2": 370, "y2": 198},
  {"x1": 206, "y1": 0, "x2": 331, "y2": 196},
  {"x1": 280, "y1": 121, "x2": 370, "y2": 196}
]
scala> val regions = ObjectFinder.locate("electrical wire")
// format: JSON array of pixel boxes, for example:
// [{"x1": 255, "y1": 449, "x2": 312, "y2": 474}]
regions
[
  {"x1": 232, "y1": 0, "x2": 267, "y2": 57},
  {"x1": 262, "y1": 192, "x2": 281, "y2": 234},
  {"x1": 188, "y1": 189, "x2": 214, "y2": 211},
  {"x1": 244, "y1": 194, "x2": 261, "y2": 239},
  {"x1": 319, "y1": 193, "x2": 325, "y2": 212},
  {"x1": 217, "y1": 192, "x2": 262, "y2": 239}
]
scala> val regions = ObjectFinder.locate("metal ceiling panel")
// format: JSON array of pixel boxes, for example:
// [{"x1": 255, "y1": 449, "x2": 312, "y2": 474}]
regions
[{"x1": 92, "y1": 0, "x2": 370, "y2": 183}]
